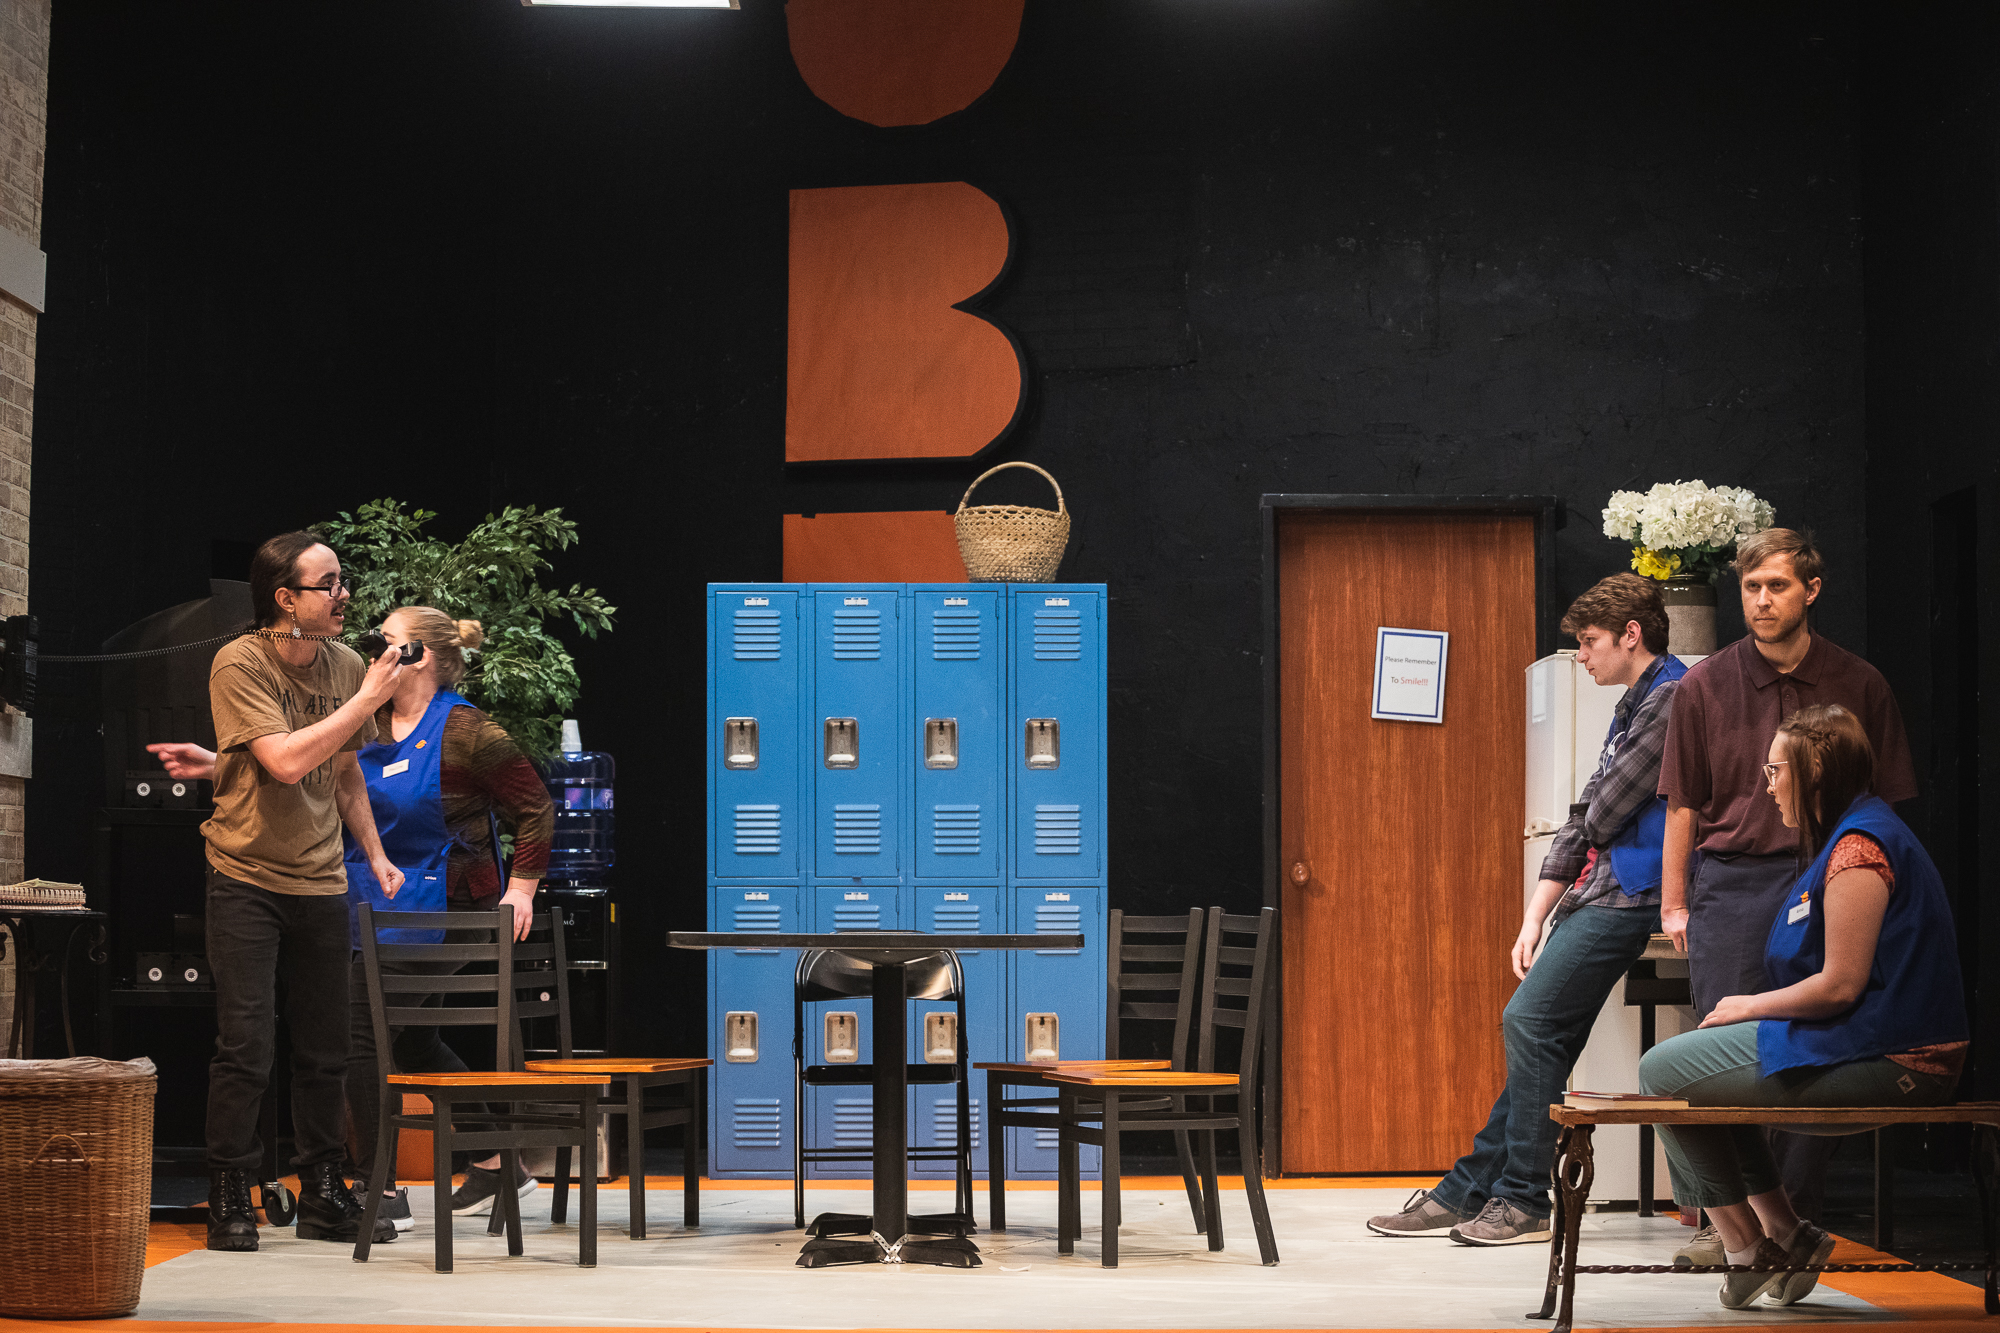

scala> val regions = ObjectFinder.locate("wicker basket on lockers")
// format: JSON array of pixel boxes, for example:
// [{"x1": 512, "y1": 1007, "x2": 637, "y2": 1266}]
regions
[
  {"x1": 953, "y1": 461, "x2": 1071, "y2": 582},
  {"x1": 0, "y1": 1057, "x2": 156, "y2": 1319}
]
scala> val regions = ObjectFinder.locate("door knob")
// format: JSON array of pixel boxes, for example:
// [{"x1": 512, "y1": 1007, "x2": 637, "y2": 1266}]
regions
[{"x1": 1290, "y1": 861, "x2": 1310, "y2": 886}]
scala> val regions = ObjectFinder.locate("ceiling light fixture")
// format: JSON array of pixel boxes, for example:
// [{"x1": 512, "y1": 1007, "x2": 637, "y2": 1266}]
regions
[{"x1": 521, "y1": 1, "x2": 738, "y2": 7}]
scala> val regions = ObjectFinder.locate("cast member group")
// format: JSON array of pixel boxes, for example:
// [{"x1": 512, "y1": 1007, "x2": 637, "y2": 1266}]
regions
[
  {"x1": 157, "y1": 527, "x2": 1968, "y2": 1315},
  {"x1": 1368, "y1": 527, "x2": 1967, "y2": 1315}
]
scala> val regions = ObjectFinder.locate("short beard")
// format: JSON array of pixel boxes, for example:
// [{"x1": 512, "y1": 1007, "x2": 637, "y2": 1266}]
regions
[{"x1": 1748, "y1": 607, "x2": 1807, "y2": 644}]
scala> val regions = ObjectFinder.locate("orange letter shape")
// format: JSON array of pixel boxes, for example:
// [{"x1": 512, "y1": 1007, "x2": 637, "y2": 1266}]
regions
[
  {"x1": 787, "y1": 182, "x2": 1023, "y2": 464},
  {"x1": 786, "y1": 0, "x2": 1023, "y2": 128},
  {"x1": 783, "y1": 512, "x2": 966, "y2": 582}
]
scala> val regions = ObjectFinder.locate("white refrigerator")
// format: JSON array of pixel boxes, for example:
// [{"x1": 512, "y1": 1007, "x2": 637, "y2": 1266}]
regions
[{"x1": 1523, "y1": 651, "x2": 1698, "y2": 1205}]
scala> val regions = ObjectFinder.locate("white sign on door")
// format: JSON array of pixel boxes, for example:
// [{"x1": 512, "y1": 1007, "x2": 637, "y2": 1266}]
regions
[{"x1": 1372, "y1": 627, "x2": 1449, "y2": 724}]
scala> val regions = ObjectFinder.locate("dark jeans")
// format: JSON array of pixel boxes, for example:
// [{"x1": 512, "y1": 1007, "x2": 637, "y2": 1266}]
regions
[
  {"x1": 344, "y1": 949, "x2": 475, "y2": 1184},
  {"x1": 1685, "y1": 850, "x2": 1839, "y2": 1217},
  {"x1": 1431, "y1": 904, "x2": 1660, "y2": 1219},
  {"x1": 204, "y1": 872, "x2": 352, "y2": 1172}
]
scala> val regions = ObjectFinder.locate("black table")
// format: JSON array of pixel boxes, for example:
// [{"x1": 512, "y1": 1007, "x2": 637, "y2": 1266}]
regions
[
  {"x1": 0, "y1": 906, "x2": 108, "y2": 1057},
  {"x1": 668, "y1": 930, "x2": 1083, "y2": 1268}
]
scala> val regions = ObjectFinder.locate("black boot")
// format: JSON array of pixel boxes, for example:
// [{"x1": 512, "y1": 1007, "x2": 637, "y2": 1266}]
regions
[
  {"x1": 295, "y1": 1161, "x2": 398, "y2": 1244},
  {"x1": 206, "y1": 1168, "x2": 259, "y2": 1252}
]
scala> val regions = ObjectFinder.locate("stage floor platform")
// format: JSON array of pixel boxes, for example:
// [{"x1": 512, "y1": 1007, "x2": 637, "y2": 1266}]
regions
[{"x1": 16, "y1": 1178, "x2": 1988, "y2": 1333}]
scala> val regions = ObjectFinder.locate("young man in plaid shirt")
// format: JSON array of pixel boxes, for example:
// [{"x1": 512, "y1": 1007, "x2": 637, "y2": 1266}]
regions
[{"x1": 1368, "y1": 573, "x2": 1684, "y2": 1245}]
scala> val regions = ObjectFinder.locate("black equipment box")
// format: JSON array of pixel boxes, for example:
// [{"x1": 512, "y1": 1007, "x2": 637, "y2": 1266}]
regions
[
  {"x1": 135, "y1": 951, "x2": 212, "y2": 989},
  {"x1": 124, "y1": 770, "x2": 199, "y2": 809}
]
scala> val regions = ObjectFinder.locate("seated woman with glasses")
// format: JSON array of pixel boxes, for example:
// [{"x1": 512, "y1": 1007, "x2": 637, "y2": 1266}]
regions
[{"x1": 1638, "y1": 704, "x2": 1967, "y2": 1311}]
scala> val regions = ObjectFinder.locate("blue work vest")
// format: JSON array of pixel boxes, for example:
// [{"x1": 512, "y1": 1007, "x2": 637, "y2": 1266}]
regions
[
  {"x1": 1602, "y1": 654, "x2": 1688, "y2": 895},
  {"x1": 1757, "y1": 794, "x2": 1968, "y2": 1075},
  {"x1": 343, "y1": 691, "x2": 471, "y2": 947}
]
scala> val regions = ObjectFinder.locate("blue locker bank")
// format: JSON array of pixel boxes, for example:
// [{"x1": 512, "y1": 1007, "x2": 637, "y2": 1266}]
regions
[{"x1": 706, "y1": 582, "x2": 1106, "y2": 1181}]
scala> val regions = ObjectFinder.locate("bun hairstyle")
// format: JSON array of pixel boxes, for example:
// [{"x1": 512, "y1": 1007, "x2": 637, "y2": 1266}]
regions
[
  {"x1": 1775, "y1": 704, "x2": 1875, "y2": 866},
  {"x1": 390, "y1": 605, "x2": 484, "y2": 687}
]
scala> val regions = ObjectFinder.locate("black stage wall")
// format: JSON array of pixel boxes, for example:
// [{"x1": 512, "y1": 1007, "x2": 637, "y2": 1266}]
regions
[
  {"x1": 1859, "y1": 3, "x2": 2000, "y2": 1100},
  {"x1": 25, "y1": 1, "x2": 1920, "y2": 1065}
]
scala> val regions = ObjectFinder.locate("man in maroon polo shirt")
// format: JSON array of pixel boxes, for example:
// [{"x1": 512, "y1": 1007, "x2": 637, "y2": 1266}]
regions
[{"x1": 1657, "y1": 526, "x2": 1917, "y2": 1247}]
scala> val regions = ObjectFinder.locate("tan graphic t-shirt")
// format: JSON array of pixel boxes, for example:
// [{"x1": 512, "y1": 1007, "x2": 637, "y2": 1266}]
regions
[{"x1": 202, "y1": 634, "x2": 375, "y2": 895}]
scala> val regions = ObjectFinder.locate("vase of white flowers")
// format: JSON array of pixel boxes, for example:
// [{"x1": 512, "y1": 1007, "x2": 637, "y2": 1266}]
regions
[{"x1": 1601, "y1": 480, "x2": 1776, "y2": 655}]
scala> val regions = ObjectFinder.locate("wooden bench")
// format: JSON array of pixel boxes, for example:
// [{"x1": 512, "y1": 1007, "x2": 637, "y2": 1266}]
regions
[{"x1": 1532, "y1": 1104, "x2": 2000, "y2": 1333}]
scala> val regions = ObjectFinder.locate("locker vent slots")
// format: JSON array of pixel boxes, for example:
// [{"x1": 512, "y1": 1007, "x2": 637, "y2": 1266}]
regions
[
  {"x1": 932, "y1": 609, "x2": 981, "y2": 659},
  {"x1": 832, "y1": 804, "x2": 882, "y2": 856},
  {"x1": 934, "y1": 1098, "x2": 980, "y2": 1149},
  {"x1": 930, "y1": 902, "x2": 982, "y2": 932},
  {"x1": 1033, "y1": 608, "x2": 1082, "y2": 660},
  {"x1": 1034, "y1": 804, "x2": 1082, "y2": 855},
  {"x1": 733, "y1": 609, "x2": 781, "y2": 661},
  {"x1": 732, "y1": 1098, "x2": 781, "y2": 1148},
  {"x1": 932, "y1": 805, "x2": 981, "y2": 856},
  {"x1": 733, "y1": 805, "x2": 781, "y2": 855},
  {"x1": 832, "y1": 608, "x2": 881, "y2": 660}
]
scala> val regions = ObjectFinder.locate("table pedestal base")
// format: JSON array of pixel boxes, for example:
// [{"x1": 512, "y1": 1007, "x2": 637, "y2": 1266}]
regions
[{"x1": 798, "y1": 1212, "x2": 981, "y2": 1268}]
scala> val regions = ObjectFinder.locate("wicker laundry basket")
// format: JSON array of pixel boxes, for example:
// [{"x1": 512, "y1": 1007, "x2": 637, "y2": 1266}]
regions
[
  {"x1": 953, "y1": 461, "x2": 1071, "y2": 582},
  {"x1": 0, "y1": 1057, "x2": 156, "y2": 1319}
]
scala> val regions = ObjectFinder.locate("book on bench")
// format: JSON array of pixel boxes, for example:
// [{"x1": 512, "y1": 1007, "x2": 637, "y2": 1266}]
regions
[{"x1": 1563, "y1": 1090, "x2": 1690, "y2": 1109}]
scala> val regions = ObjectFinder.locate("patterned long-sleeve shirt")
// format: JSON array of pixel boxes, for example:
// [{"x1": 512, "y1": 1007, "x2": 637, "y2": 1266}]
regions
[
  {"x1": 1542, "y1": 654, "x2": 1680, "y2": 919},
  {"x1": 373, "y1": 701, "x2": 555, "y2": 904}
]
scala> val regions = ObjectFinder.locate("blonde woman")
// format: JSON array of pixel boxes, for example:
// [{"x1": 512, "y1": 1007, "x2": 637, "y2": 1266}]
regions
[{"x1": 155, "y1": 606, "x2": 556, "y2": 1229}]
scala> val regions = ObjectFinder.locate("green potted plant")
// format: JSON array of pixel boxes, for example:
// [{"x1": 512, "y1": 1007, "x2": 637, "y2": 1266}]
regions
[
  {"x1": 1601, "y1": 480, "x2": 1775, "y2": 654},
  {"x1": 315, "y1": 499, "x2": 616, "y2": 761}
]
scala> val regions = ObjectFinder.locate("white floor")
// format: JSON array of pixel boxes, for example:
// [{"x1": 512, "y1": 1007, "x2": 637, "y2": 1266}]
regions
[{"x1": 136, "y1": 1185, "x2": 1890, "y2": 1329}]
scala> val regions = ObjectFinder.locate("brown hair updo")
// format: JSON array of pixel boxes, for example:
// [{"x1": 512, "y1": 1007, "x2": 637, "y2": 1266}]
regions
[
  {"x1": 390, "y1": 605, "x2": 484, "y2": 687},
  {"x1": 1775, "y1": 703, "x2": 1874, "y2": 865}
]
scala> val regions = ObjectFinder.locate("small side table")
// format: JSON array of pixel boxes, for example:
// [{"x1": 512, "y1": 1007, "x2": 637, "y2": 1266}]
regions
[{"x1": 0, "y1": 906, "x2": 109, "y2": 1058}]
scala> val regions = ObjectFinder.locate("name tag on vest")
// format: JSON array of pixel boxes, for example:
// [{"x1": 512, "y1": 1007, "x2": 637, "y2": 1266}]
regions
[
  {"x1": 381, "y1": 759, "x2": 411, "y2": 777},
  {"x1": 1787, "y1": 899, "x2": 1811, "y2": 925}
]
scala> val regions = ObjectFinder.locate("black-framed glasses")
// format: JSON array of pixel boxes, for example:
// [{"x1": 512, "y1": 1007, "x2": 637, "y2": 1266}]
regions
[{"x1": 287, "y1": 577, "x2": 354, "y2": 597}]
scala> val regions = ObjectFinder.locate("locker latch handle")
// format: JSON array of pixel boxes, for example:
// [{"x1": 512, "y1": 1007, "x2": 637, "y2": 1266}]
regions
[
  {"x1": 823, "y1": 717, "x2": 859, "y2": 769},
  {"x1": 923, "y1": 1012, "x2": 958, "y2": 1063},
  {"x1": 724, "y1": 717, "x2": 759, "y2": 770},
  {"x1": 824, "y1": 1012, "x2": 859, "y2": 1062},
  {"x1": 1025, "y1": 718, "x2": 1059, "y2": 769},
  {"x1": 923, "y1": 718, "x2": 959, "y2": 770},
  {"x1": 724, "y1": 1012, "x2": 759, "y2": 1063},
  {"x1": 1024, "y1": 1012, "x2": 1059, "y2": 1063}
]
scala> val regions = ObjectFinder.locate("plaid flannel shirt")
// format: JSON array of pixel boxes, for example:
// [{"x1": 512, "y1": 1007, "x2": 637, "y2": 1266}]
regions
[{"x1": 1541, "y1": 654, "x2": 1680, "y2": 918}]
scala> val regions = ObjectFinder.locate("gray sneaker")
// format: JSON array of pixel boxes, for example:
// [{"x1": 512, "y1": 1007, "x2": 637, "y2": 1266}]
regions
[
  {"x1": 1673, "y1": 1222, "x2": 1723, "y2": 1267},
  {"x1": 1366, "y1": 1188, "x2": 1472, "y2": 1237},
  {"x1": 1449, "y1": 1196, "x2": 1551, "y2": 1246},
  {"x1": 1772, "y1": 1220, "x2": 1834, "y2": 1305},
  {"x1": 1719, "y1": 1237, "x2": 1791, "y2": 1308}
]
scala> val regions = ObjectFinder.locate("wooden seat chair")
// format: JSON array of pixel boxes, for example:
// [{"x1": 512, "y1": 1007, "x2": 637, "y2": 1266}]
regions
[
  {"x1": 1050, "y1": 907, "x2": 1279, "y2": 1267},
  {"x1": 353, "y1": 906, "x2": 603, "y2": 1272},
  {"x1": 976, "y1": 908, "x2": 1208, "y2": 1233},
  {"x1": 520, "y1": 913, "x2": 711, "y2": 1239}
]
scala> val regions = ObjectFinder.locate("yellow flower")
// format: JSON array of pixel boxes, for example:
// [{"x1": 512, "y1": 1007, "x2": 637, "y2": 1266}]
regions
[{"x1": 1630, "y1": 546, "x2": 1681, "y2": 581}]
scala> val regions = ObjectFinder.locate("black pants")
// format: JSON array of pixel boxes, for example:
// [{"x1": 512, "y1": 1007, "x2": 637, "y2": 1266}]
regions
[
  {"x1": 204, "y1": 872, "x2": 352, "y2": 1172},
  {"x1": 1686, "y1": 849, "x2": 1841, "y2": 1218},
  {"x1": 344, "y1": 948, "x2": 473, "y2": 1184}
]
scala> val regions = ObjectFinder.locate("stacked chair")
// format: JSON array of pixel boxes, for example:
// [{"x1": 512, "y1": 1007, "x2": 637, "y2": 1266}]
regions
[
  {"x1": 791, "y1": 948, "x2": 974, "y2": 1251},
  {"x1": 1049, "y1": 907, "x2": 1279, "y2": 1267},
  {"x1": 979, "y1": 908, "x2": 1210, "y2": 1234},
  {"x1": 352, "y1": 906, "x2": 711, "y2": 1269}
]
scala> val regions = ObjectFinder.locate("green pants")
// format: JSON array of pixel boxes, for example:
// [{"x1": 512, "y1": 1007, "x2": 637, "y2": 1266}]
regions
[{"x1": 1637, "y1": 1022, "x2": 1956, "y2": 1208}]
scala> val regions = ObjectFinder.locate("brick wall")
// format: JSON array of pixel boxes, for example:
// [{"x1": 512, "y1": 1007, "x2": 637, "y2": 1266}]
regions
[{"x1": 0, "y1": 0, "x2": 48, "y2": 1049}]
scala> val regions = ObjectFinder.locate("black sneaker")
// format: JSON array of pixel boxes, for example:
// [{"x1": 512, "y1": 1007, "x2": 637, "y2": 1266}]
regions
[
  {"x1": 450, "y1": 1162, "x2": 537, "y2": 1216},
  {"x1": 349, "y1": 1184, "x2": 416, "y2": 1233},
  {"x1": 294, "y1": 1162, "x2": 398, "y2": 1244},
  {"x1": 206, "y1": 1168, "x2": 259, "y2": 1252}
]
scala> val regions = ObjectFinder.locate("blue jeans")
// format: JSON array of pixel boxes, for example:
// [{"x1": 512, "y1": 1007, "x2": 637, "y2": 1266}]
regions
[{"x1": 1431, "y1": 904, "x2": 1659, "y2": 1219}]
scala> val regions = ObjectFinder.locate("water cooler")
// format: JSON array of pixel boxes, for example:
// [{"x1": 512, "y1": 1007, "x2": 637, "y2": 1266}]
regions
[
  {"x1": 538, "y1": 720, "x2": 619, "y2": 1059},
  {"x1": 706, "y1": 583, "x2": 1108, "y2": 1181}
]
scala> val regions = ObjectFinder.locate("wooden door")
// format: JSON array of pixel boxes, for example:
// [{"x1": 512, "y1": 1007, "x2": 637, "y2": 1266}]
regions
[{"x1": 1277, "y1": 510, "x2": 1535, "y2": 1173}]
